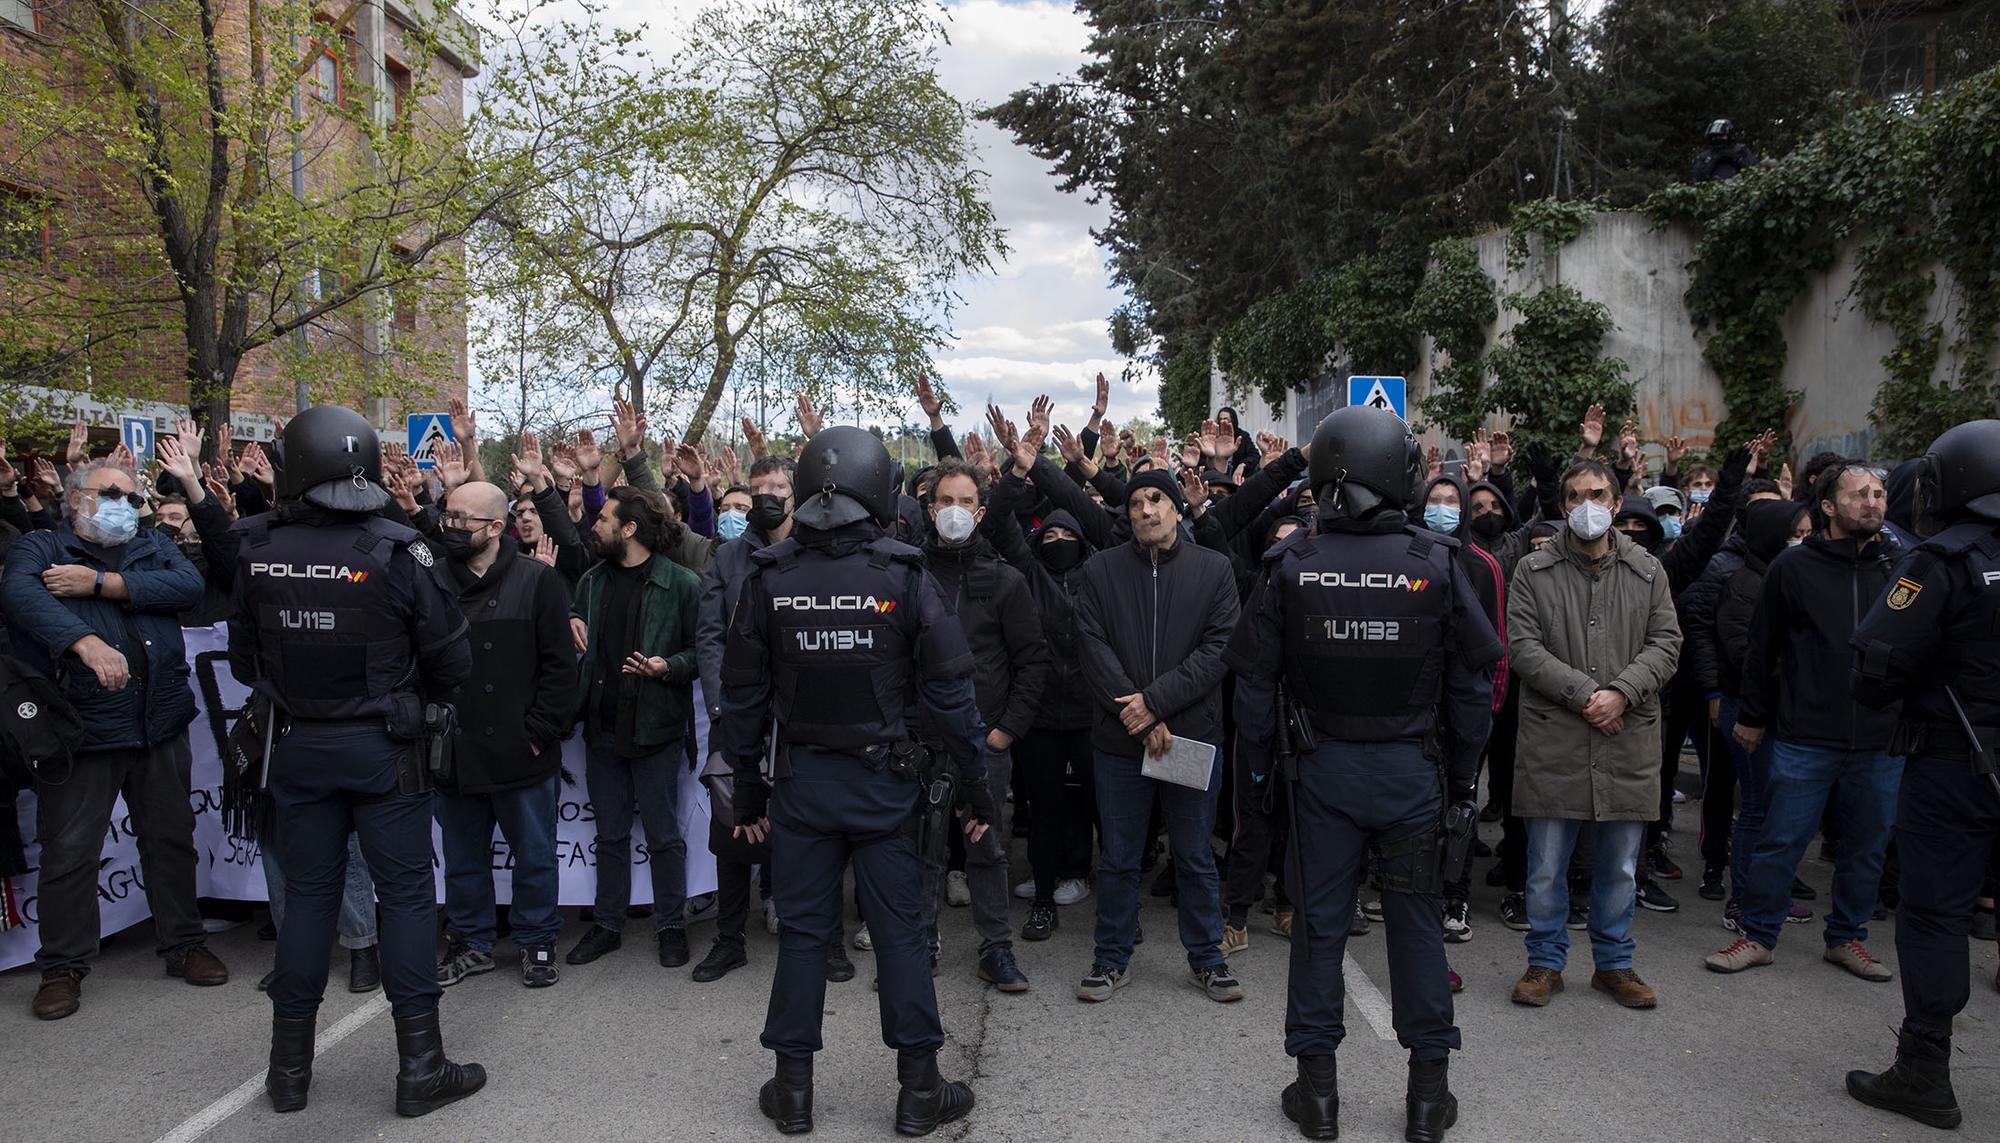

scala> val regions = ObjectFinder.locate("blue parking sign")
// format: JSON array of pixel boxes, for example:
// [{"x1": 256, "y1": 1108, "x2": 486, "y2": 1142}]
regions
[{"x1": 121, "y1": 416, "x2": 155, "y2": 464}]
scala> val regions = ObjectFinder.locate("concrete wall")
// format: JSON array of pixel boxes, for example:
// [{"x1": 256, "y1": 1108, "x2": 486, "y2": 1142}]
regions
[{"x1": 1212, "y1": 210, "x2": 1995, "y2": 464}]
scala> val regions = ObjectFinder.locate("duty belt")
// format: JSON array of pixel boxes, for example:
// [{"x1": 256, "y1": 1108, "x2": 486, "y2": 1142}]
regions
[{"x1": 284, "y1": 718, "x2": 383, "y2": 736}]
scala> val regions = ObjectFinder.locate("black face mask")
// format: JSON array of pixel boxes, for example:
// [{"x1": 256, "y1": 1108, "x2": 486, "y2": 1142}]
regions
[
  {"x1": 1470, "y1": 511, "x2": 1507, "y2": 538},
  {"x1": 1620, "y1": 527, "x2": 1660, "y2": 554},
  {"x1": 747, "y1": 493, "x2": 788, "y2": 534},
  {"x1": 439, "y1": 525, "x2": 485, "y2": 563},
  {"x1": 1038, "y1": 537, "x2": 1083, "y2": 572}
]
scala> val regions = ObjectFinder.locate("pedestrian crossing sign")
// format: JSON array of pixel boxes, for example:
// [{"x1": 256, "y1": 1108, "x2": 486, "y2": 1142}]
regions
[
  {"x1": 1347, "y1": 376, "x2": 1407, "y2": 420},
  {"x1": 407, "y1": 413, "x2": 454, "y2": 470}
]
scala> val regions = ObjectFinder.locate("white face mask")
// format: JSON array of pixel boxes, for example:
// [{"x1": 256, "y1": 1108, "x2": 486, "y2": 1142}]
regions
[
  {"x1": 935, "y1": 505, "x2": 977, "y2": 544},
  {"x1": 1567, "y1": 499, "x2": 1614, "y2": 541}
]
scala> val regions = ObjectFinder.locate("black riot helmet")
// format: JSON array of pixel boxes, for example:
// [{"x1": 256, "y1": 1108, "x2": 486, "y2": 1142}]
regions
[
  {"x1": 1308, "y1": 405, "x2": 1421, "y2": 521},
  {"x1": 1706, "y1": 118, "x2": 1736, "y2": 144},
  {"x1": 1914, "y1": 419, "x2": 2000, "y2": 536},
  {"x1": 277, "y1": 405, "x2": 389, "y2": 512},
  {"x1": 792, "y1": 425, "x2": 897, "y2": 528}
]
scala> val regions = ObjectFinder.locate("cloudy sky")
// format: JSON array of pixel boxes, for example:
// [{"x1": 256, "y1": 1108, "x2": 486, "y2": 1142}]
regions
[{"x1": 471, "y1": 0, "x2": 1149, "y2": 438}]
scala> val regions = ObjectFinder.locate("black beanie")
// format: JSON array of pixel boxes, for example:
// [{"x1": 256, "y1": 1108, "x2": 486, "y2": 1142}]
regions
[{"x1": 1125, "y1": 468, "x2": 1189, "y2": 516}]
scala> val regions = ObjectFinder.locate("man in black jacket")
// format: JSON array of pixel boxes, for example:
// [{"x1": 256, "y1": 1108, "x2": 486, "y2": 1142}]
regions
[
  {"x1": 918, "y1": 458, "x2": 1048, "y2": 993},
  {"x1": 1072, "y1": 467, "x2": 1243, "y2": 1005},
  {"x1": 1707, "y1": 464, "x2": 1903, "y2": 981},
  {"x1": 429, "y1": 481, "x2": 578, "y2": 989}
]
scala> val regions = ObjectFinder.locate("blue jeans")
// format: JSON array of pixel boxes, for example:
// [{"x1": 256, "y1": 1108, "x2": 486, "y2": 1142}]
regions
[
  {"x1": 1718, "y1": 696, "x2": 1774, "y2": 905},
  {"x1": 263, "y1": 833, "x2": 377, "y2": 951},
  {"x1": 584, "y1": 738, "x2": 688, "y2": 933},
  {"x1": 436, "y1": 774, "x2": 563, "y2": 951},
  {"x1": 1092, "y1": 749, "x2": 1226, "y2": 973},
  {"x1": 1524, "y1": 818, "x2": 1645, "y2": 972},
  {"x1": 1740, "y1": 739, "x2": 1901, "y2": 949}
]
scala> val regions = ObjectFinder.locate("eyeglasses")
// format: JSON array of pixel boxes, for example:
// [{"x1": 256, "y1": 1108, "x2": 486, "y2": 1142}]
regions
[
  {"x1": 84, "y1": 487, "x2": 144, "y2": 507},
  {"x1": 441, "y1": 513, "x2": 499, "y2": 528}
]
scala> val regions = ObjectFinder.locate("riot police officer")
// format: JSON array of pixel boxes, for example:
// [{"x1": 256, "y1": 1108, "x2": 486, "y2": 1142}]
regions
[
  {"x1": 1225, "y1": 406, "x2": 1500, "y2": 1142},
  {"x1": 719, "y1": 426, "x2": 992, "y2": 1137},
  {"x1": 1845, "y1": 419, "x2": 2000, "y2": 1132},
  {"x1": 227, "y1": 406, "x2": 482, "y2": 1118}
]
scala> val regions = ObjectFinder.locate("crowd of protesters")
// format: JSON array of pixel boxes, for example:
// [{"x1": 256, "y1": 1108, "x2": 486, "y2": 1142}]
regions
[{"x1": 0, "y1": 377, "x2": 1991, "y2": 1036}]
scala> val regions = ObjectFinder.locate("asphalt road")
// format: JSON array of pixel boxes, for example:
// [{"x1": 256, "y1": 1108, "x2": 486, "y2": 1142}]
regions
[{"x1": 2, "y1": 799, "x2": 1995, "y2": 1143}]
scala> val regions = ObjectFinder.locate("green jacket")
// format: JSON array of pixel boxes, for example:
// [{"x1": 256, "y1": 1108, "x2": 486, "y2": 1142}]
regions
[{"x1": 571, "y1": 553, "x2": 702, "y2": 749}]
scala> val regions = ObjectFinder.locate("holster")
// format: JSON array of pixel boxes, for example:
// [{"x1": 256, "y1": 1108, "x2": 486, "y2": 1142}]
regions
[
  {"x1": 1442, "y1": 800, "x2": 1478, "y2": 881},
  {"x1": 384, "y1": 693, "x2": 431, "y2": 797}
]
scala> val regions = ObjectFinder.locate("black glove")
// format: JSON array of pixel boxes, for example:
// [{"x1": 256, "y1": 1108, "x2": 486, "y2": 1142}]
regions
[
  {"x1": 1525, "y1": 441, "x2": 1559, "y2": 486},
  {"x1": 957, "y1": 778, "x2": 999, "y2": 831},
  {"x1": 1720, "y1": 443, "x2": 1752, "y2": 491},
  {"x1": 734, "y1": 775, "x2": 771, "y2": 825}
]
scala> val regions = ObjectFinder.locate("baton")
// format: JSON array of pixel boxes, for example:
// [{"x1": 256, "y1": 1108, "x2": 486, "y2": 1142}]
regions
[
  {"x1": 259, "y1": 699, "x2": 276, "y2": 791},
  {"x1": 1943, "y1": 685, "x2": 2000, "y2": 801}
]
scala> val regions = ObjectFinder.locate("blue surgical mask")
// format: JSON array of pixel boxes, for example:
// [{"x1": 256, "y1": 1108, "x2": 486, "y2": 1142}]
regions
[
  {"x1": 717, "y1": 510, "x2": 748, "y2": 541},
  {"x1": 1660, "y1": 515, "x2": 1682, "y2": 541},
  {"x1": 1423, "y1": 504, "x2": 1460, "y2": 534},
  {"x1": 1689, "y1": 488, "x2": 1712, "y2": 505},
  {"x1": 79, "y1": 497, "x2": 140, "y2": 545}
]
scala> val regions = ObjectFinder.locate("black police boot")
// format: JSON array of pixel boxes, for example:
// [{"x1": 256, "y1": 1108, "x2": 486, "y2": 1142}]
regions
[
  {"x1": 1280, "y1": 1054, "x2": 1338, "y2": 1139},
  {"x1": 265, "y1": 1015, "x2": 315, "y2": 1113},
  {"x1": 893, "y1": 1048, "x2": 974, "y2": 1136},
  {"x1": 1846, "y1": 1029, "x2": 1961, "y2": 1129},
  {"x1": 759, "y1": 1054, "x2": 814, "y2": 1134},
  {"x1": 349, "y1": 945, "x2": 381, "y2": 993},
  {"x1": 393, "y1": 1010, "x2": 487, "y2": 1118},
  {"x1": 1405, "y1": 1058, "x2": 1457, "y2": 1143}
]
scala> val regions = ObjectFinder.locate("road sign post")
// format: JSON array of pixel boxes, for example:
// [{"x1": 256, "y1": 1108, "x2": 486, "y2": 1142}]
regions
[{"x1": 407, "y1": 413, "x2": 454, "y2": 470}]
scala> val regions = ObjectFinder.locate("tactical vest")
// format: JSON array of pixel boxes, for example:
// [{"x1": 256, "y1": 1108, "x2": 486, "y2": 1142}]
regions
[
  {"x1": 752, "y1": 537, "x2": 924, "y2": 751},
  {"x1": 237, "y1": 515, "x2": 422, "y2": 721},
  {"x1": 1906, "y1": 521, "x2": 2000, "y2": 728},
  {"x1": 1274, "y1": 526, "x2": 1458, "y2": 742}
]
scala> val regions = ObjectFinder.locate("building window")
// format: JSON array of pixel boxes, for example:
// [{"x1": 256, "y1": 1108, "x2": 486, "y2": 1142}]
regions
[
  {"x1": 387, "y1": 57, "x2": 413, "y2": 120},
  {"x1": 0, "y1": 0, "x2": 37, "y2": 33},
  {"x1": 391, "y1": 247, "x2": 419, "y2": 332},
  {"x1": 307, "y1": 43, "x2": 342, "y2": 103},
  {"x1": 0, "y1": 186, "x2": 51, "y2": 264}
]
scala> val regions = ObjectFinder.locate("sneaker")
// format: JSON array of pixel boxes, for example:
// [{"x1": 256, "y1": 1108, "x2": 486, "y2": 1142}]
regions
[
  {"x1": 1270, "y1": 910, "x2": 1294, "y2": 938},
  {"x1": 1590, "y1": 967, "x2": 1658, "y2": 1008},
  {"x1": 1448, "y1": 967, "x2": 1464, "y2": 993},
  {"x1": 521, "y1": 944, "x2": 560, "y2": 988},
  {"x1": 1510, "y1": 966, "x2": 1563, "y2": 1007},
  {"x1": 1193, "y1": 964, "x2": 1244, "y2": 1003},
  {"x1": 1442, "y1": 899, "x2": 1473, "y2": 944},
  {"x1": 691, "y1": 940, "x2": 747, "y2": 983},
  {"x1": 1825, "y1": 941, "x2": 1893, "y2": 982},
  {"x1": 684, "y1": 892, "x2": 718, "y2": 926},
  {"x1": 1672, "y1": 788, "x2": 1687, "y2": 804},
  {"x1": 1791, "y1": 876, "x2": 1818, "y2": 901},
  {"x1": 1022, "y1": 903, "x2": 1058, "y2": 942},
  {"x1": 1636, "y1": 878, "x2": 1680, "y2": 913},
  {"x1": 1053, "y1": 878, "x2": 1091, "y2": 906},
  {"x1": 565, "y1": 924, "x2": 622, "y2": 965},
  {"x1": 824, "y1": 944, "x2": 856, "y2": 983},
  {"x1": 1077, "y1": 963, "x2": 1128, "y2": 1003},
  {"x1": 1349, "y1": 900, "x2": 1371, "y2": 936},
  {"x1": 1785, "y1": 904, "x2": 1814, "y2": 924},
  {"x1": 1566, "y1": 901, "x2": 1590, "y2": 930},
  {"x1": 1014, "y1": 879, "x2": 1036, "y2": 900},
  {"x1": 658, "y1": 928, "x2": 691, "y2": 968},
  {"x1": 1647, "y1": 847, "x2": 1683, "y2": 881},
  {"x1": 1219, "y1": 924, "x2": 1249, "y2": 956},
  {"x1": 764, "y1": 898, "x2": 781, "y2": 935},
  {"x1": 1698, "y1": 866, "x2": 1726, "y2": 901},
  {"x1": 946, "y1": 870, "x2": 972, "y2": 908},
  {"x1": 1499, "y1": 893, "x2": 1529, "y2": 932},
  {"x1": 437, "y1": 938, "x2": 496, "y2": 986},
  {"x1": 978, "y1": 947, "x2": 1031, "y2": 993},
  {"x1": 852, "y1": 923, "x2": 873, "y2": 951},
  {"x1": 1362, "y1": 898, "x2": 1385, "y2": 923},
  {"x1": 1723, "y1": 901, "x2": 1747, "y2": 933},
  {"x1": 1705, "y1": 937, "x2": 1775, "y2": 974}
]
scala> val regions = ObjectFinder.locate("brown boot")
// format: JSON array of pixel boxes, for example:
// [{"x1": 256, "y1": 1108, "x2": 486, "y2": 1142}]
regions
[
  {"x1": 32, "y1": 970, "x2": 83, "y2": 1020},
  {"x1": 1591, "y1": 968, "x2": 1658, "y2": 1008},
  {"x1": 167, "y1": 943, "x2": 230, "y2": 986},
  {"x1": 1510, "y1": 966, "x2": 1563, "y2": 1007}
]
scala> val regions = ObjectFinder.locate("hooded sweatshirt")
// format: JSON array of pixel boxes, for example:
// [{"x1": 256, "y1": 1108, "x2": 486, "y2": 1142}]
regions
[
  {"x1": 1683, "y1": 499, "x2": 1809, "y2": 697},
  {"x1": 1422, "y1": 474, "x2": 1511, "y2": 708}
]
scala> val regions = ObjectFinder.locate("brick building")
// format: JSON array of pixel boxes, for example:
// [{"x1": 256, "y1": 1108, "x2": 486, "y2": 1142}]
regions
[{"x1": 0, "y1": 1, "x2": 478, "y2": 451}]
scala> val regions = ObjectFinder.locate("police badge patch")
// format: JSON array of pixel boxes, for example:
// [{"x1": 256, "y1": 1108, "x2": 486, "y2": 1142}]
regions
[
  {"x1": 409, "y1": 541, "x2": 434, "y2": 568},
  {"x1": 1886, "y1": 577, "x2": 1922, "y2": 610}
]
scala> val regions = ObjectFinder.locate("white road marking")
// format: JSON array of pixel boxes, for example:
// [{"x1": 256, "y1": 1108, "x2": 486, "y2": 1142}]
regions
[
  {"x1": 1343, "y1": 951, "x2": 1398, "y2": 1040},
  {"x1": 150, "y1": 993, "x2": 391, "y2": 1143}
]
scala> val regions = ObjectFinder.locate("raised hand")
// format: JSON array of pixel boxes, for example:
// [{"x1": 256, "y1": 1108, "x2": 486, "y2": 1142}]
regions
[
  {"x1": 1664, "y1": 433, "x2": 1689, "y2": 467},
  {"x1": 157, "y1": 433, "x2": 201, "y2": 490},
  {"x1": 1578, "y1": 404, "x2": 1606, "y2": 455},
  {"x1": 1010, "y1": 432, "x2": 1040, "y2": 475},
  {"x1": 513, "y1": 428, "x2": 548, "y2": 490},
  {"x1": 240, "y1": 442, "x2": 275, "y2": 489},
  {"x1": 202, "y1": 467, "x2": 237, "y2": 517},
  {"x1": 573, "y1": 427, "x2": 605, "y2": 478},
  {"x1": 739, "y1": 417, "x2": 768, "y2": 462},
  {"x1": 435, "y1": 438, "x2": 468, "y2": 491},
  {"x1": 962, "y1": 432, "x2": 991, "y2": 473},
  {"x1": 109, "y1": 442, "x2": 136, "y2": 471},
  {"x1": 1489, "y1": 429, "x2": 1513, "y2": 470},
  {"x1": 448, "y1": 396, "x2": 476, "y2": 446},
  {"x1": 1180, "y1": 433, "x2": 1202, "y2": 470},
  {"x1": 1092, "y1": 372, "x2": 1109, "y2": 426},
  {"x1": 674, "y1": 442, "x2": 704, "y2": 482},
  {"x1": 719, "y1": 445, "x2": 740, "y2": 485},
  {"x1": 382, "y1": 463, "x2": 419, "y2": 514},
  {"x1": 65, "y1": 417, "x2": 88, "y2": 466},
  {"x1": 612, "y1": 397, "x2": 646, "y2": 460},
  {"x1": 1027, "y1": 395, "x2": 1053, "y2": 449},
  {"x1": 795, "y1": 392, "x2": 822, "y2": 439},
  {"x1": 533, "y1": 535, "x2": 557, "y2": 568},
  {"x1": 1179, "y1": 465, "x2": 1205, "y2": 511},
  {"x1": 548, "y1": 443, "x2": 578, "y2": 486},
  {"x1": 1425, "y1": 444, "x2": 1443, "y2": 480},
  {"x1": 1777, "y1": 461, "x2": 1793, "y2": 500},
  {"x1": 31, "y1": 457, "x2": 60, "y2": 501},
  {"x1": 1618, "y1": 418, "x2": 1640, "y2": 465},
  {"x1": 0, "y1": 439, "x2": 14, "y2": 494},
  {"x1": 913, "y1": 372, "x2": 944, "y2": 427},
  {"x1": 1052, "y1": 424, "x2": 1087, "y2": 466},
  {"x1": 1197, "y1": 418, "x2": 1221, "y2": 459}
]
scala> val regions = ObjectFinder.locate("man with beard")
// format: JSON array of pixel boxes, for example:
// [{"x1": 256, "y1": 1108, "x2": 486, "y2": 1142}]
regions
[
  {"x1": 1707, "y1": 463, "x2": 1903, "y2": 982},
  {"x1": 564, "y1": 485, "x2": 703, "y2": 970},
  {"x1": 920, "y1": 456, "x2": 1047, "y2": 993},
  {"x1": 429, "y1": 481, "x2": 577, "y2": 989}
]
